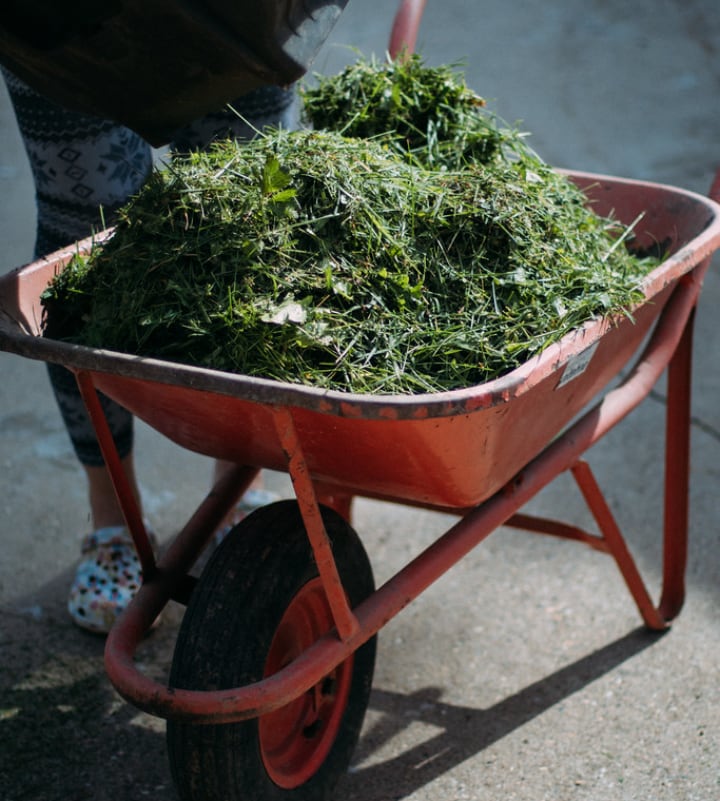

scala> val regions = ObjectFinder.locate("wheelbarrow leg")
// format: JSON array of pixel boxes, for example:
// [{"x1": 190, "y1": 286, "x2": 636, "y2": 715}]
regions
[
  {"x1": 568, "y1": 303, "x2": 696, "y2": 629},
  {"x1": 658, "y1": 303, "x2": 696, "y2": 622},
  {"x1": 75, "y1": 369, "x2": 156, "y2": 577},
  {"x1": 658, "y1": 167, "x2": 720, "y2": 619},
  {"x1": 570, "y1": 460, "x2": 668, "y2": 630}
]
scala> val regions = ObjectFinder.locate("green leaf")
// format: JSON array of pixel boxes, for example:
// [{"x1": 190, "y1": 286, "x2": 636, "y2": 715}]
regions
[{"x1": 261, "y1": 156, "x2": 292, "y2": 196}]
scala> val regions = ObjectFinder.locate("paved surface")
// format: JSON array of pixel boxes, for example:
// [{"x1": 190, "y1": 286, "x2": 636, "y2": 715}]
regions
[{"x1": 1, "y1": 2, "x2": 719, "y2": 799}]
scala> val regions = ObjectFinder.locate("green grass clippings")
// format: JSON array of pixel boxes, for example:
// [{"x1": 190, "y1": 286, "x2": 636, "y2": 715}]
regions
[{"x1": 41, "y1": 57, "x2": 658, "y2": 394}]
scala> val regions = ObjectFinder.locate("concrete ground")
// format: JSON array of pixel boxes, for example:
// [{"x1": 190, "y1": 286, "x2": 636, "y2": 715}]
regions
[{"x1": 1, "y1": 1, "x2": 720, "y2": 799}]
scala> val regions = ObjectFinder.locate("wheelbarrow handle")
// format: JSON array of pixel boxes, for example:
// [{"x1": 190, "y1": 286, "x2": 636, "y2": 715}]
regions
[{"x1": 389, "y1": 0, "x2": 427, "y2": 60}]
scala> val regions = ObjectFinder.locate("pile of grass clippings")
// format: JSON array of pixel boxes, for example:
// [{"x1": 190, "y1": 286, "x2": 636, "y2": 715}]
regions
[
  {"x1": 41, "y1": 56, "x2": 658, "y2": 394},
  {"x1": 300, "y1": 54, "x2": 512, "y2": 169}
]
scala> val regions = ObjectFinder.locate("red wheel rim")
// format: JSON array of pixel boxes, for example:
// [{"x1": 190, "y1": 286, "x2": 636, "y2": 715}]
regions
[{"x1": 259, "y1": 578, "x2": 354, "y2": 788}]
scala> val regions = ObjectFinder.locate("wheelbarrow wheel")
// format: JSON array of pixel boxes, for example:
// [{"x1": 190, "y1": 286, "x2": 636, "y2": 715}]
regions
[{"x1": 167, "y1": 500, "x2": 376, "y2": 801}]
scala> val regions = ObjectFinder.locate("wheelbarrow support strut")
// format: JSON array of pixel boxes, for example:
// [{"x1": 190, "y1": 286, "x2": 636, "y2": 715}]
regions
[{"x1": 273, "y1": 404, "x2": 361, "y2": 643}]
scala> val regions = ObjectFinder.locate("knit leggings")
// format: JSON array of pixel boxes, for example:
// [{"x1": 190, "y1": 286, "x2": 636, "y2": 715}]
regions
[{"x1": 3, "y1": 68, "x2": 296, "y2": 466}]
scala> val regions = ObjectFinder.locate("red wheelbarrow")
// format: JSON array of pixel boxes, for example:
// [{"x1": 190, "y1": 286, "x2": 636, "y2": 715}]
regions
[
  {"x1": 2, "y1": 168, "x2": 720, "y2": 800},
  {"x1": 3, "y1": 3, "x2": 720, "y2": 797}
]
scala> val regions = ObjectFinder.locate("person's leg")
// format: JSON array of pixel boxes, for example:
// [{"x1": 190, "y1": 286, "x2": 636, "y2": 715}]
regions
[
  {"x1": 4, "y1": 68, "x2": 153, "y2": 531},
  {"x1": 3, "y1": 68, "x2": 154, "y2": 632},
  {"x1": 2, "y1": 68, "x2": 153, "y2": 260},
  {"x1": 47, "y1": 358, "x2": 150, "y2": 635}
]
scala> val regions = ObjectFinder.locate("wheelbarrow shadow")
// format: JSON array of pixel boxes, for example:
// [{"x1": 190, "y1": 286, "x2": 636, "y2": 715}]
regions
[{"x1": 339, "y1": 627, "x2": 664, "y2": 800}]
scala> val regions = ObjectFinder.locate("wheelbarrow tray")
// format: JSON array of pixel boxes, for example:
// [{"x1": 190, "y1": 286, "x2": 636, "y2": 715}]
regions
[{"x1": 2, "y1": 171, "x2": 719, "y2": 511}]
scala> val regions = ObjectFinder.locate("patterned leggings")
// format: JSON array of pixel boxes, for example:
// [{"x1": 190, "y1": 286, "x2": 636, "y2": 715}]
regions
[{"x1": 3, "y1": 69, "x2": 297, "y2": 466}]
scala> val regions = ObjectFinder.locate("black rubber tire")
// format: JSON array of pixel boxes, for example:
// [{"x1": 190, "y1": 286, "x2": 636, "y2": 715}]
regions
[{"x1": 166, "y1": 500, "x2": 376, "y2": 801}]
